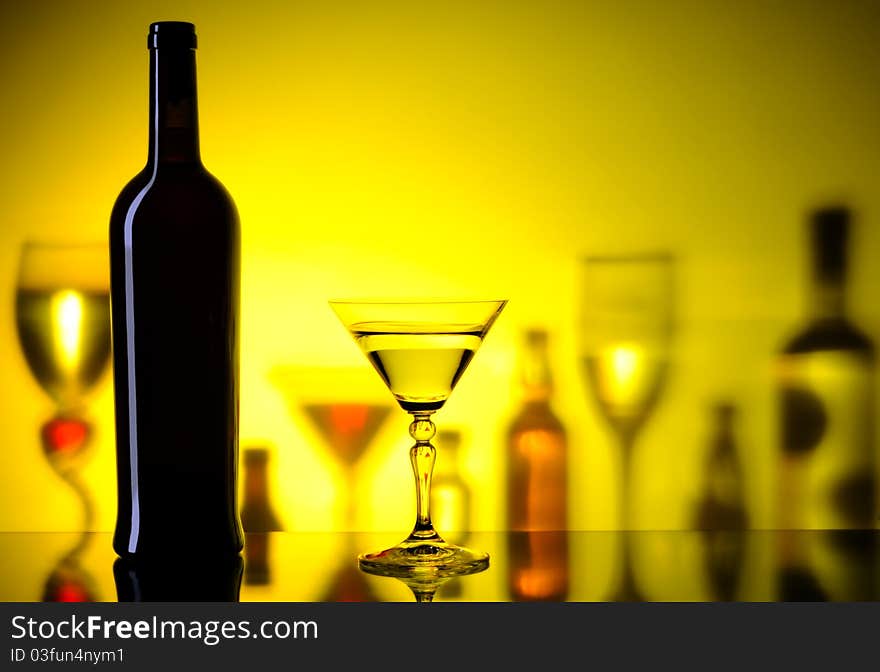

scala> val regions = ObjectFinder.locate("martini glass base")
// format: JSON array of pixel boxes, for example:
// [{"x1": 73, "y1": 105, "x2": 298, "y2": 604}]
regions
[{"x1": 358, "y1": 538, "x2": 489, "y2": 579}]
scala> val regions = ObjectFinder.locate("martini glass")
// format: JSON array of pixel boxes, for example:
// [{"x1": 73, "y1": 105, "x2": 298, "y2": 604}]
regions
[
  {"x1": 272, "y1": 366, "x2": 392, "y2": 601},
  {"x1": 271, "y1": 365, "x2": 393, "y2": 531},
  {"x1": 330, "y1": 299, "x2": 506, "y2": 580}
]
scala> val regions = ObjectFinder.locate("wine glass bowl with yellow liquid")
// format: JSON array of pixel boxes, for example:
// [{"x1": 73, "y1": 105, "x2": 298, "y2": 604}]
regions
[{"x1": 15, "y1": 242, "x2": 111, "y2": 485}]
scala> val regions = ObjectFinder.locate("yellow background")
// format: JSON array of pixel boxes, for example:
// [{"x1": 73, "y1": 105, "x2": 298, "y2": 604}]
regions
[{"x1": 1, "y1": 0, "x2": 879, "y2": 533}]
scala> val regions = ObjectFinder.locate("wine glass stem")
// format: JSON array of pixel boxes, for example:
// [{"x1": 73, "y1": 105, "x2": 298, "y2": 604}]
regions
[
  {"x1": 617, "y1": 430, "x2": 642, "y2": 600},
  {"x1": 408, "y1": 413, "x2": 441, "y2": 541},
  {"x1": 619, "y1": 431, "x2": 637, "y2": 530}
]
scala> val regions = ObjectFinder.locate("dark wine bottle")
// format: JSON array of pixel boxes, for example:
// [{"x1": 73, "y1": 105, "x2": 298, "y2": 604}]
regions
[{"x1": 110, "y1": 22, "x2": 242, "y2": 557}]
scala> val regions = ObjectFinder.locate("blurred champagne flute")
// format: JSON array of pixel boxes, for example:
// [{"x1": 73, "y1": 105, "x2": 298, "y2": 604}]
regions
[{"x1": 579, "y1": 253, "x2": 674, "y2": 600}]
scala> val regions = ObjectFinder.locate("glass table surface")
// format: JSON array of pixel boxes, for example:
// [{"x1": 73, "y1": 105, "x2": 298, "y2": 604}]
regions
[{"x1": 1, "y1": 530, "x2": 877, "y2": 602}]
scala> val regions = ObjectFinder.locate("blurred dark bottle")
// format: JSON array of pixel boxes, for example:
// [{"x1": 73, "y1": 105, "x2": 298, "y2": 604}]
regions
[
  {"x1": 240, "y1": 446, "x2": 283, "y2": 586},
  {"x1": 114, "y1": 555, "x2": 243, "y2": 602},
  {"x1": 506, "y1": 329, "x2": 568, "y2": 601},
  {"x1": 694, "y1": 403, "x2": 748, "y2": 601},
  {"x1": 430, "y1": 430, "x2": 472, "y2": 546},
  {"x1": 109, "y1": 22, "x2": 242, "y2": 557},
  {"x1": 776, "y1": 206, "x2": 876, "y2": 530}
]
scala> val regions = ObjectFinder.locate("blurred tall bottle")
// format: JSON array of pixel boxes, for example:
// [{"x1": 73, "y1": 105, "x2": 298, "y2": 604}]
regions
[
  {"x1": 240, "y1": 446, "x2": 283, "y2": 586},
  {"x1": 694, "y1": 402, "x2": 748, "y2": 601},
  {"x1": 506, "y1": 329, "x2": 569, "y2": 601},
  {"x1": 776, "y1": 206, "x2": 876, "y2": 530},
  {"x1": 431, "y1": 430, "x2": 472, "y2": 546},
  {"x1": 109, "y1": 22, "x2": 242, "y2": 556}
]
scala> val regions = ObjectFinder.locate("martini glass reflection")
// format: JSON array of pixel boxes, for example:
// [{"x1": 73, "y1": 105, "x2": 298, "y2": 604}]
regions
[{"x1": 330, "y1": 299, "x2": 506, "y2": 580}]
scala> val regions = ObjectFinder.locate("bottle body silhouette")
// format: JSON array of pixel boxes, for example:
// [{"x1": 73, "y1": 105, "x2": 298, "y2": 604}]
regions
[
  {"x1": 110, "y1": 22, "x2": 242, "y2": 557},
  {"x1": 506, "y1": 329, "x2": 569, "y2": 601}
]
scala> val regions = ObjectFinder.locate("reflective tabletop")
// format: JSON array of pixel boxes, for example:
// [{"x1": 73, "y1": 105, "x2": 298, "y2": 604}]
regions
[{"x1": 2, "y1": 530, "x2": 877, "y2": 602}]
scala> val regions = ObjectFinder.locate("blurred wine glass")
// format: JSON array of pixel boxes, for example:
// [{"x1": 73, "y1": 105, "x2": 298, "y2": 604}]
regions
[
  {"x1": 15, "y1": 241, "x2": 111, "y2": 602},
  {"x1": 578, "y1": 253, "x2": 674, "y2": 600}
]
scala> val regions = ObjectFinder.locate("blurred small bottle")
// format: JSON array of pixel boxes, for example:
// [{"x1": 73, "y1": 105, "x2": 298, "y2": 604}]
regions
[
  {"x1": 694, "y1": 402, "x2": 748, "y2": 601},
  {"x1": 240, "y1": 446, "x2": 283, "y2": 587},
  {"x1": 776, "y1": 206, "x2": 876, "y2": 529},
  {"x1": 695, "y1": 403, "x2": 748, "y2": 531},
  {"x1": 506, "y1": 328, "x2": 568, "y2": 601},
  {"x1": 240, "y1": 446, "x2": 284, "y2": 533},
  {"x1": 430, "y1": 430, "x2": 472, "y2": 546}
]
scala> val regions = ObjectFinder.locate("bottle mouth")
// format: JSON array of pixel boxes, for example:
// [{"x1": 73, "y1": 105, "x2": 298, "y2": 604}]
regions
[{"x1": 148, "y1": 21, "x2": 197, "y2": 50}]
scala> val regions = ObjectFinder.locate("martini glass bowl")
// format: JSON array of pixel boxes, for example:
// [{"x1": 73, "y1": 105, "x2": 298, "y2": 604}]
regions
[{"x1": 330, "y1": 299, "x2": 506, "y2": 581}]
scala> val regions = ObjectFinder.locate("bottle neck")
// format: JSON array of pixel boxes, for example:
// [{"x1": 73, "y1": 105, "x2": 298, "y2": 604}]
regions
[
  {"x1": 810, "y1": 277, "x2": 846, "y2": 321},
  {"x1": 148, "y1": 47, "x2": 200, "y2": 165},
  {"x1": 522, "y1": 345, "x2": 553, "y2": 403}
]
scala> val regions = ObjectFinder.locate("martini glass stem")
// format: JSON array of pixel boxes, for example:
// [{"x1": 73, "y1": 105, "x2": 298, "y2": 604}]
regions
[
  {"x1": 344, "y1": 464, "x2": 357, "y2": 531},
  {"x1": 408, "y1": 413, "x2": 442, "y2": 541}
]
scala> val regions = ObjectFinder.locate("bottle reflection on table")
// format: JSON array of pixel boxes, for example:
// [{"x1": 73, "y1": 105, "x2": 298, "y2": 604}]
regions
[
  {"x1": 319, "y1": 554, "x2": 378, "y2": 602},
  {"x1": 506, "y1": 329, "x2": 569, "y2": 601},
  {"x1": 694, "y1": 402, "x2": 748, "y2": 601},
  {"x1": 114, "y1": 555, "x2": 243, "y2": 602},
  {"x1": 811, "y1": 531, "x2": 879, "y2": 601},
  {"x1": 240, "y1": 445, "x2": 283, "y2": 587}
]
